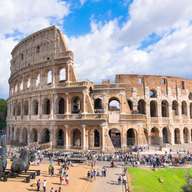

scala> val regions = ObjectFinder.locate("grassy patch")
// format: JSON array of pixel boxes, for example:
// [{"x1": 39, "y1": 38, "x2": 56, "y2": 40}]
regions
[{"x1": 128, "y1": 167, "x2": 192, "y2": 192}]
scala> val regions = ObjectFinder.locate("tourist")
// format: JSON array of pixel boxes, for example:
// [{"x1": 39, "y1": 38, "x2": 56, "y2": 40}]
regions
[
  {"x1": 50, "y1": 187, "x2": 54, "y2": 192},
  {"x1": 118, "y1": 175, "x2": 122, "y2": 185},
  {"x1": 58, "y1": 187, "x2": 62, "y2": 192},
  {"x1": 37, "y1": 179, "x2": 41, "y2": 191},
  {"x1": 43, "y1": 179, "x2": 47, "y2": 192},
  {"x1": 65, "y1": 174, "x2": 69, "y2": 184}
]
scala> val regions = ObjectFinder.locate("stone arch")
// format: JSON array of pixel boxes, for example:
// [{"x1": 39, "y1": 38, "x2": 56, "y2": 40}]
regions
[
  {"x1": 30, "y1": 128, "x2": 38, "y2": 142},
  {"x1": 71, "y1": 96, "x2": 81, "y2": 113},
  {"x1": 16, "y1": 102, "x2": 21, "y2": 116},
  {"x1": 109, "y1": 128, "x2": 121, "y2": 148},
  {"x1": 72, "y1": 128, "x2": 81, "y2": 147},
  {"x1": 181, "y1": 101, "x2": 187, "y2": 115},
  {"x1": 57, "y1": 97, "x2": 65, "y2": 114},
  {"x1": 174, "y1": 128, "x2": 180, "y2": 144},
  {"x1": 138, "y1": 99, "x2": 146, "y2": 114},
  {"x1": 56, "y1": 129, "x2": 64, "y2": 146},
  {"x1": 40, "y1": 128, "x2": 50, "y2": 143},
  {"x1": 22, "y1": 128, "x2": 28, "y2": 145},
  {"x1": 150, "y1": 127, "x2": 160, "y2": 145},
  {"x1": 15, "y1": 128, "x2": 20, "y2": 143},
  {"x1": 127, "y1": 128, "x2": 137, "y2": 146},
  {"x1": 59, "y1": 68, "x2": 66, "y2": 81},
  {"x1": 183, "y1": 127, "x2": 189, "y2": 143},
  {"x1": 94, "y1": 129, "x2": 100, "y2": 147},
  {"x1": 172, "y1": 100, "x2": 178, "y2": 116},
  {"x1": 127, "y1": 99, "x2": 133, "y2": 112},
  {"x1": 23, "y1": 100, "x2": 29, "y2": 115},
  {"x1": 47, "y1": 70, "x2": 52, "y2": 84},
  {"x1": 94, "y1": 98, "x2": 103, "y2": 113},
  {"x1": 162, "y1": 127, "x2": 170, "y2": 144},
  {"x1": 190, "y1": 103, "x2": 192, "y2": 119},
  {"x1": 108, "y1": 97, "x2": 120, "y2": 111},
  {"x1": 161, "y1": 100, "x2": 169, "y2": 117},
  {"x1": 32, "y1": 99, "x2": 39, "y2": 115},
  {"x1": 43, "y1": 98, "x2": 51, "y2": 114},
  {"x1": 150, "y1": 100, "x2": 158, "y2": 117},
  {"x1": 149, "y1": 89, "x2": 157, "y2": 98}
]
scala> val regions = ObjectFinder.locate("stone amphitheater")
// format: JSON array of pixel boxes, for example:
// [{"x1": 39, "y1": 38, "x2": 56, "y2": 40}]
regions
[{"x1": 6, "y1": 26, "x2": 192, "y2": 151}]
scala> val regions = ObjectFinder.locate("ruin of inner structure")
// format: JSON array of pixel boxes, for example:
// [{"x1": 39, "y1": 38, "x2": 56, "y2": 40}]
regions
[{"x1": 6, "y1": 26, "x2": 192, "y2": 151}]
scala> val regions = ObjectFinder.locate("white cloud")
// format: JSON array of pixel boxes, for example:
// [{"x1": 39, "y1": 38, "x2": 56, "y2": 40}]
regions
[
  {"x1": 69, "y1": 0, "x2": 192, "y2": 84},
  {"x1": 0, "y1": 0, "x2": 69, "y2": 98}
]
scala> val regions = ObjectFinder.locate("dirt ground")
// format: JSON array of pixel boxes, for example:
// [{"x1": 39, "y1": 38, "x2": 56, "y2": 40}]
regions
[{"x1": 0, "y1": 160, "x2": 94, "y2": 192}]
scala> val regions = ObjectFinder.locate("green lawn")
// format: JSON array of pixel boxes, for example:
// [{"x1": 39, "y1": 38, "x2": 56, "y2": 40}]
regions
[{"x1": 128, "y1": 167, "x2": 192, "y2": 192}]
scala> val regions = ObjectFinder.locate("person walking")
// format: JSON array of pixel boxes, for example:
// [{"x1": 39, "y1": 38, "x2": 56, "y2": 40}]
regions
[
  {"x1": 37, "y1": 179, "x2": 41, "y2": 191},
  {"x1": 43, "y1": 179, "x2": 47, "y2": 192}
]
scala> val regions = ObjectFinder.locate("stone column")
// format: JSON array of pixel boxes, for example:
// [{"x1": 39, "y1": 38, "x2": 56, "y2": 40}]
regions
[
  {"x1": 82, "y1": 91, "x2": 86, "y2": 114},
  {"x1": 81, "y1": 125, "x2": 86, "y2": 150},
  {"x1": 65, "y1": 125, "x2": 69, "y2": 149},
  {"x1": 180, "y1": 128, "x2": 184, "y2": 144},
  {"x1": 65, "y1": 93, "x2": 69, "y2": 114},
  {"x1": 51, "y1": 95, "x2": 54, "y2": 119},
  {"x1": 101, "y1": 124, "x2": 106, "y2": 151}
]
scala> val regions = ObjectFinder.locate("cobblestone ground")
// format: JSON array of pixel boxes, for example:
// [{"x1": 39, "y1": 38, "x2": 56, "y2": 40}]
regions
[{"x1": 87, "y1": 162, "x2": 125, "y2": 192}]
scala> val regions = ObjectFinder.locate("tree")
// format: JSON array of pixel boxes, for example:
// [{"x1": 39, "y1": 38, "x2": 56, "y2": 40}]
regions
[{"x1": 0, "y1": 99, "x2": 7, "y2": 131}]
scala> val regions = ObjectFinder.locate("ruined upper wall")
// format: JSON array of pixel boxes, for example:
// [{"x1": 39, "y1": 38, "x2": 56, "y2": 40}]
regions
[
  {"x1": 10, "y1": 26, "x2": 69, "y2": 75},
  {"x1": 115, "y1": 74, "x2": 192, "y2": 97}
]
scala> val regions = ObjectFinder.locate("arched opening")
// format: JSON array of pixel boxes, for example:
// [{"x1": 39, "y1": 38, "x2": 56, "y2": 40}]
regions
[
  {"x1": 162, "y1": 127, "x2": 169, "y2": 144},
  {"x1": 41, "y1": 129, "x2": 50, "y2": 143},
  {"x1": 191, "y1": 130, "x2": 192, "y2": 142},
  {"x1": 43, "y1": 98, "x2": 51, "y2": 114},
  {"x1": 23, "y1": 100, "x2": 29, "y2": 115},
  {"x1": 16, "y1": 103, "x2": 21, "y2": 116},
  {"x1": 59, "y1": 68, "x2": 66, "y2": 81},
  {"x1": 150, "y1": 101, "x2": 158, "y2": 117},
  {"x1": 174, "y1": 128, "x2": 180, "y2": 144},
  {"x1": 56, "y1": 129, "x2": 64, "y2": 146},
  {"x1": 32, "y1": 100, "x2": 39, "y2": 115},
  {"x1": 16, "y1": 129, "x2": 20, "y2": 143},
  {"x1": 94, "y1": 98, "x2": 103, "y2": 113},
  {"x1": 109, "y1": 128, "x2": 121, "y2": 148},
  {"x1": 108, "y1": 98, "x2": 120, "y2": 111},
  {"x1": 161, "y1": 100, "x2": 169, "y2": 117},
  {"x1": 172, "y1": 100, "x2": 178, "y2": 116},
  {"x1": 127, "y1": 99, "x2": 133, "y2": 112},
  {"x1": 22, "y1": 128, "x2": 28, "y2": 146},
  {"x1": 183, "y1": 128, "x2": 189, "y2": 143},
  {"x1": 71, "y1": 96, "x2": 81, "y2": 114},
  {"x1": 31, "y1": 129, "x2": 38, "y2": 142},
  {"x1": 58, "y1": 98, "x2": 65, "y2": 114},
  {"x1": 150, "y1": 127, "x2": 160, "y2": 145},
  {"x1": 181, "y1": 101, "x2": 187, "y2": 116},
  {"x1": 127, "y1": 128, "x2": 137, "y2": 146},
  {"x1": 47, "y1": 70, "x2": 52, "y2": 84},
  {"x1": 94, "y1": 129, "x2": 100, "y2": 147},
  {"x1": 190, "y1": 103, "x2": 192, "y2": 119},
  {"x1": 149, "y1": 89, "x2": 157, "y2": 98},
  {"x1": 36, "y1": 74, "x2": 40, "y2": 87},
  {"x1": 189, "y1": 92, "x2": 192, "y2": 100},
  {"x1": 138, "y1": 99, "x2": 146, "y2": 114},
  {"x1": 72, "y1": 129, "x2": 81, "y2": 147}
]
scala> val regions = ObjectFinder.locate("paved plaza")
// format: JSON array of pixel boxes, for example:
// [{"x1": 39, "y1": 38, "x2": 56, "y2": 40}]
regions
[{"x1": 0, "y1": 160, "x2": 124, "y2": 192}]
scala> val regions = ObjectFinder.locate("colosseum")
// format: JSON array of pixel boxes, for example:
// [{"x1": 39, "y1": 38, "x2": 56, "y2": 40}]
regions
[{"x1": 6, "y1": 26, "x2": 192, "y2": 151}]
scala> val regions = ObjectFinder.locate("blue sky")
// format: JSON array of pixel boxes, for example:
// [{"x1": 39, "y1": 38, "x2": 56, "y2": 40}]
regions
[
  {"x1": 0, "y1": 0, "x2": 192, "y2": 99},
  {"x1": 63, "y1": 0, "x2": 131, "y2": 37}
]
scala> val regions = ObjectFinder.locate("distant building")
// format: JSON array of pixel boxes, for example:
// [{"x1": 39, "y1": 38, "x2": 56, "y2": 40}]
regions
[{"x1": 6, "y1": 26, "x2": 192, "y2": 151}]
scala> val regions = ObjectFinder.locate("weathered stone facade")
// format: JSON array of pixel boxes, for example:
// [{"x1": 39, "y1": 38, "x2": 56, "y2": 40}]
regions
[{"x1": 6, "y1": 26, "x2": 192, "y2": 151}]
